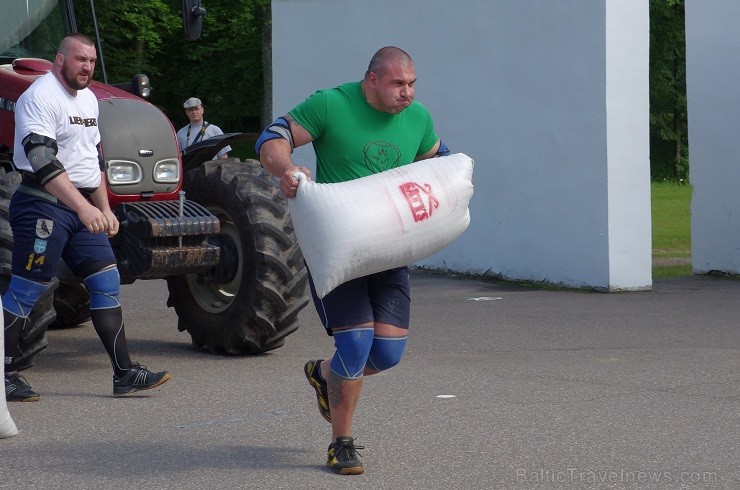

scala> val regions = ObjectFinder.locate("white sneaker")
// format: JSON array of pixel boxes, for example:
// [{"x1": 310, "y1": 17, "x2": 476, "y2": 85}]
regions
[{"x1": 0, "y1": 413, "x2": 19, "y2": 439}]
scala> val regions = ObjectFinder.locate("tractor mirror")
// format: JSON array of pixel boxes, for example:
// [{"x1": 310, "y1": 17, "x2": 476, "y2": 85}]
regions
[{"x1": 183, "y1": 0, "x2": 206, "y2": 40}]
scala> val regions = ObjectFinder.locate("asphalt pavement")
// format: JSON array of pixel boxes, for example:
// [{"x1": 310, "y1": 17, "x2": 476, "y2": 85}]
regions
[{"x1": 1, "y1": 271, "x2": 737, "y2": 489}]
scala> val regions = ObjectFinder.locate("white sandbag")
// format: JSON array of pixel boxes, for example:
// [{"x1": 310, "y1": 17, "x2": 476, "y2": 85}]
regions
[
  {"x1": 289, "y1": 152, "x2": 474, "y2": 298},
  {"x1": 0, "y1": 298, "x2": 19, "y2": 439}
]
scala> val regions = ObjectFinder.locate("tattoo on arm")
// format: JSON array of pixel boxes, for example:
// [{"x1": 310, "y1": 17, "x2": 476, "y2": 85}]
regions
[{"x1": 284, "y1": 114, "x2": 302, "y2": 128}]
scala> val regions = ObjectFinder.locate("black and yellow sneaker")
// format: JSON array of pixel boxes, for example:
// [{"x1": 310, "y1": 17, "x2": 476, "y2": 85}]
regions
[
  {"x1": 326, "y1": 436, "x2": 364, "y2": 475},
  {"x1": 304, "y1": 359, "x2": 331, "y2": 423},
  {"x1": 5, "y1": 371, "x2": 40, "y2": 402},
  {"x1": 113, "y1": 362, "x2": 171, "y2": 396}
]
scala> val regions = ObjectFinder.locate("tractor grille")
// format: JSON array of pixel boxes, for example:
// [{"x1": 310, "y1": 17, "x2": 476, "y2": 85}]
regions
[
  {"x1": 119, "y1": 200, "x2": 220, "y2": 237},
  {"x1": 114, "y1": 199, "x2": 221, "y2": 279}
]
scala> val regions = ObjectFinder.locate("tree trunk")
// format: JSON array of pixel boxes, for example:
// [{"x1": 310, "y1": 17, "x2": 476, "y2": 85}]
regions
[
  {"x1": 674, "y1": 110, "x2": 682, "y2": 179},
  {"x1": 135, "y1": 38, "x2": 144, "y2": 73},
  {"x1": 261, "y1": 4, "x2": 273, "y2": 129}
]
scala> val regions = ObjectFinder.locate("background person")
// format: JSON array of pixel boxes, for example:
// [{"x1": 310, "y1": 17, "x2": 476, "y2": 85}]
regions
[
  {"x1": 257, "y1": 46, "x2": 450, "y2": 475},
  {"x1": 177, "y1": 97, "x2": 231, "y2": 158},
  {"x1": 3, "y1": 33, "x2": 170, "y2": 402}
]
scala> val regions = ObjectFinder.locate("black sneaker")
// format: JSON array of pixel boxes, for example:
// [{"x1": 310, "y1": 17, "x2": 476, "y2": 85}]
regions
[
  {"x1": 304, "y1": 359, "x2": 331, "y2": 423},
  {"x1": 5, "y1": 371, "x2": 40, "y2": 402},
  {"x1": 326, "y1": 436, "x2": 364, "y2": 475},
  {"x1": 113, "y1": 363, "x2": 171, "y2": 396}
]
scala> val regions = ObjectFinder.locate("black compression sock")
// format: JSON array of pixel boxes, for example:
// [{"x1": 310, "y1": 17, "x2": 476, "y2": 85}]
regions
[{"x1": 90, "y1": 307, "x2": 132, "y2": 377}]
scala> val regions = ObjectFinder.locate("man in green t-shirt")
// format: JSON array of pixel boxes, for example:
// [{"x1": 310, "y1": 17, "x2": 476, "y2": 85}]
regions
[{"x1": 257, "y1": 46, "x2": 449, "y2": 475}]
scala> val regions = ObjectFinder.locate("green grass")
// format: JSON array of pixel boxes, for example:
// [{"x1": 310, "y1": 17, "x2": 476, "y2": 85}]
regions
[{"x1": 651, "y1": 181, "x2": 692, "y2": 278}]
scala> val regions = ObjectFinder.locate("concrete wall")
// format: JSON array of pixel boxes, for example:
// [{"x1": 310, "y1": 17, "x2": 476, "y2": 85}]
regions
[
  {"x1": 271, "y1": 0, "x2": 651, "y2": 290},
  {"x1": 686, "y1": 1, "x2": 740, "y2": 274}
]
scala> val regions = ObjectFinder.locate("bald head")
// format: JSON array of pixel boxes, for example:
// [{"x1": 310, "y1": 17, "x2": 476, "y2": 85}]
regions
[
  {"x1": 58, "y1": 33, "x2": 95, "y2": 57},
  {"x1": 365, "y1": 46, "x2": 413, "y2": 79},
  {"x1": 54, "y1": 33, "x2": 97, "y2": 95},
  {"x1": 360, "y1": 46, "x2": 417, "y2": 114}
]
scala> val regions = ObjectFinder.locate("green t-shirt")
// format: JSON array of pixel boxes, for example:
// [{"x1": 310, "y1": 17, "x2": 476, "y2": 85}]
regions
[{"x1": 290, "y1": 81, "x2": 439, "y2": 183}]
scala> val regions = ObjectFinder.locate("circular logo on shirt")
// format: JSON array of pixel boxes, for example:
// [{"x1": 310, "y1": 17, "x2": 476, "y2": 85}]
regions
[
  {"x1": 35, "y1": 219, "x2": 53, "y2": 239},
  {"x1": 363, "y1": 141, "x2": 401, "y2": 173}
]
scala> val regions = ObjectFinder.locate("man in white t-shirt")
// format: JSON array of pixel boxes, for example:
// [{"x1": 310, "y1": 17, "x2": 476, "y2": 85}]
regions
[
  {"x1": 176, "y1": 97, "x2": 231, "y2": 159},
  {"x1": 3, "y1": 33, "x2": 171, "y2": 403}
]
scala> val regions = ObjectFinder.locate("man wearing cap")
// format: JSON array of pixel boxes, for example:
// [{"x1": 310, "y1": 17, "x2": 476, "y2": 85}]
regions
[{"x1": 176, "y1": 97, "x2": 231, "y2": 159}]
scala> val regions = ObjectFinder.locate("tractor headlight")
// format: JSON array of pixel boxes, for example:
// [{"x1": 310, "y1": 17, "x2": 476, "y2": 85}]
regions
[
  {"x1": 107, "y1": 160, "x2": 143, "y2": 184},
  {"x1": 153, "y1": 159, "x2": 180, "y2": 183},
  {"x1": 133, "y1": 74, "x2": 151, "y2": 98}
]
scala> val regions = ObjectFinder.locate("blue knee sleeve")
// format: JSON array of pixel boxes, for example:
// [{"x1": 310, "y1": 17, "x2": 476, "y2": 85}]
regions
[
  {"x1": 3, "y1": 275, "x2": 48, "y2": 317},
  {"x1": 84, "y1": 267, "x2": 121, "y2": 310},
  {"x1": 367, "y1": 335, "x2": 407, "y2": 372},
  {"x1": 329, "y1": 327, "x2": 375, "y2": 380}
]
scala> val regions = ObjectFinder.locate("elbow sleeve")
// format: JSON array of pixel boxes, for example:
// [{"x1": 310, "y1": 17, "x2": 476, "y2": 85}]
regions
[{"x1": 22, "y1": 133, "x2": 66, "y2": 185}]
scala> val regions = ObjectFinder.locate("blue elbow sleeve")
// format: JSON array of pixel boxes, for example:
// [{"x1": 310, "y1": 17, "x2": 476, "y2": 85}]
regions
[{"x1": 255, "y1": 116, "x2": 294, "y2": 155}]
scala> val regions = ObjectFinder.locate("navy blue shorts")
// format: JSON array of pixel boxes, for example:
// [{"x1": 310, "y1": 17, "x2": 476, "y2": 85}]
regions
[
  {"x1": 307, "y1": 266, "x2": 411, "y2": 333},
  {"x1": 9, "y1": 191, "x2": 116, "y2": 281}
]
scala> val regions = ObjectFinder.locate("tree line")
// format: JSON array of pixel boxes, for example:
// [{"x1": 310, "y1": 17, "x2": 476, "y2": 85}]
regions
[
  {"x1": 74, "y1": 0, "x2": 686, "y2": 180},
  {"x1": 75, "y1": 0, "x2": 269, "y2": 158},
  {"x1": 650, "y1": 0, "x2": 687, "y2": 182}
]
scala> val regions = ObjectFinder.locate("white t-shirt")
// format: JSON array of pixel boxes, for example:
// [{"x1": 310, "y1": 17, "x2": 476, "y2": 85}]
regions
[
  {"x1": 14, "y1": 72, "x2": 102, "y2": 189},
  {"x1": 176, "y1": 122, "x2": 232, "y2": 159}
]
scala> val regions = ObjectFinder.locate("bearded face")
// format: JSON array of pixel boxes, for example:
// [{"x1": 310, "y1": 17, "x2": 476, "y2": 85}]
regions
[
  {"x1": 61, "y1": 58, "x2": 93, "y2": 90},
  {"x1": 55, "y1": 38, "x2": 96, "y2": 93}
]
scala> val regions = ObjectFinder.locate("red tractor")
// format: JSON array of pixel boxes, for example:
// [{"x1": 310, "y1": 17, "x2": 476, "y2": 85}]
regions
[{"x1": 0, "y1": 0, "x2": 308, "y2": 369}]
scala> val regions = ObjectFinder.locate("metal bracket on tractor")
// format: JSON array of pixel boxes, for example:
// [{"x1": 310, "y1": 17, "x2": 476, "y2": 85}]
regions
[{"x1": 112, "y1": 195, "x2": 221, "y2": 280}]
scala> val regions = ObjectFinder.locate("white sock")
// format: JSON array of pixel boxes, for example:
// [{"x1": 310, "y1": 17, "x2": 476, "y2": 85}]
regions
[
  {"x1": 0, "y1": 412, "x2": 18, "y2": 439},
  {"x1": 1, "y1": 303, "x2": 19, "y2": 438}
]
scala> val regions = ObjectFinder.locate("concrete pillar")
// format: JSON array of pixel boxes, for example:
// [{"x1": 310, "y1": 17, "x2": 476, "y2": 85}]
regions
[{"x1": 686, "y1": 0, "x2": 740, "y2": 274}]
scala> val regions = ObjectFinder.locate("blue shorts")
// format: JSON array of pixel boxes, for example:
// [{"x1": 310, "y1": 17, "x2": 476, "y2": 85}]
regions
[
  {"x1": 9, "y1": 191, "x2": 116, "y2": 281},
  {"x1": 307, "y1": 266, "x2": 411, "y2": 334}
]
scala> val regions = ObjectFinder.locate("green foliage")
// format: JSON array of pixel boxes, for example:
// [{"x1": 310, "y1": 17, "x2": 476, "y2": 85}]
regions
[
  {"x1": 650, "y1": 0, "x2": 688, "y2": 182},
  {"x1": 153, "y1": 0, "x2": 270, "y2": 134},
  {"x1": 73, "y1": 0, "x2": 269, "y2": 137},
  {"x1": 75, "y1": 0, "x2": 180, "y2": 82}
]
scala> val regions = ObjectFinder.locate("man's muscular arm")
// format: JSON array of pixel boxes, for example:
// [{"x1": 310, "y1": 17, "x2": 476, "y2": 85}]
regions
[
  {"x1": 44, "y1": 173, "x2": 107, "y2": 234},
  {"x1": 89, "y1": 172, "x2": 120, "y2": 237},
  {"x1": 22, "y1": 132, "x2": 106, "y2": 233},
  {"x1": 415, "y1": 139, "x2": 450, "y2": 162},
  {"x1": 258, "y1": 114, "x2": 314, "y2": 198}
]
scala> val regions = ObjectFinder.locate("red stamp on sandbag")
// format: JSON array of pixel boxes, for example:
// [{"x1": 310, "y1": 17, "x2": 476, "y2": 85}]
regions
[{"x1": 399, "y1": 182, "x2": 439, "y2": 222}]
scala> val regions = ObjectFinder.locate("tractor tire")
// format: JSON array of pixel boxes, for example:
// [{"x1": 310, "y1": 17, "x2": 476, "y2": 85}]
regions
[
  {"x1": 166, "y1": 158, "x2": 308, "y2": 354},
  {"x1": 0, "y1": 169, "x2": 58, "y2": 371}
]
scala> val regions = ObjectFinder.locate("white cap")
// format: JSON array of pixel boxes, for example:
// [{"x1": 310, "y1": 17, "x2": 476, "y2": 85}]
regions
[{"x1": 183, "y1": 97, "x2": 202, "y2": 109}]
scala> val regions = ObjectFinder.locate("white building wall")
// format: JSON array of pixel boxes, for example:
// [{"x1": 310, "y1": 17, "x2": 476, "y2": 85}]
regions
[
  {"x1": 272, "y1": 0, "x2": 651, "y2": 290},
  {"x1": 686, "y1": 1, "x2": 740, "y2": 274}
]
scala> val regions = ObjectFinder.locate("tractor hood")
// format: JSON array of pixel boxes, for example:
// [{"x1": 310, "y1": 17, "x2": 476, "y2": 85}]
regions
[{"x1": 98, "y1": 96, "x2": 182, "y2": 200}]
